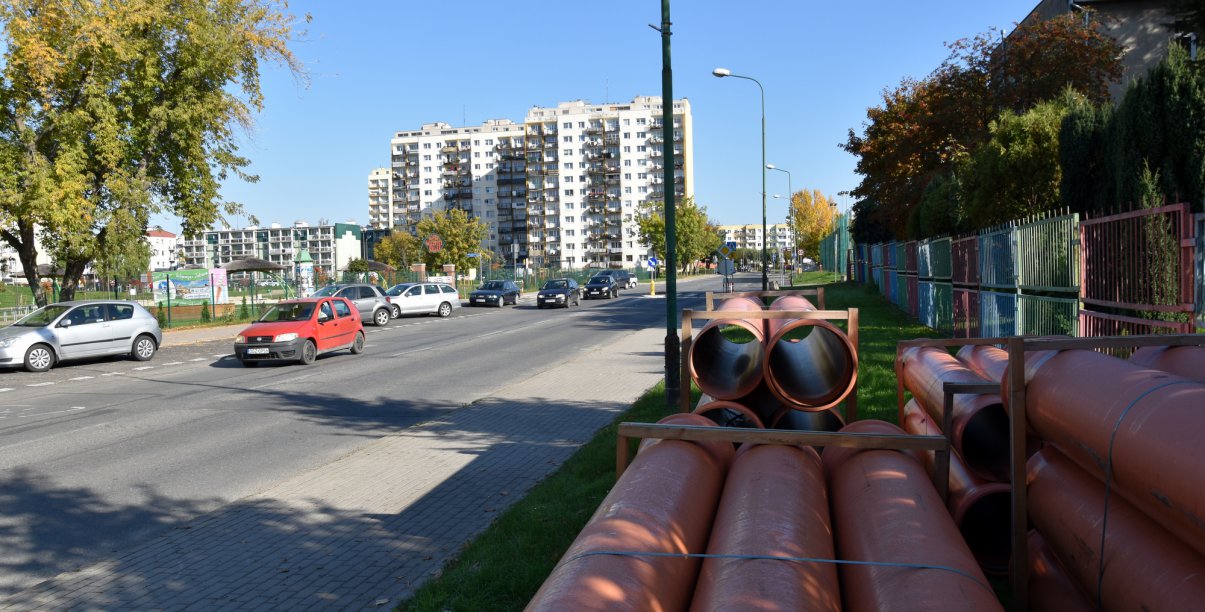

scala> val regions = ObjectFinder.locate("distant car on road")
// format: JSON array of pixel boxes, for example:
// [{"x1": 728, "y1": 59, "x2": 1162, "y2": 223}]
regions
[
  {"x1": 310, "y1": 283, "x2": 393, "y2": 327},
  {"x1": 583, "y1": 275, "x2": 619, "y2": 300},
  {"x1": 594, "y1": 269, "x2": 637, "y2": 289},
  {"x1": 385, "y1": 282, "x2": 461, "y2": 318},
  {"x1": 536, "y1": 278, "x2": 580, "y2": 309},
  {"x1": 0, "y1": 300, "x2": 161, "y2": 372},
  {"x1": 469, "y1": 279, "x2": 521, "y2": 307},
  {"x1": 234, "y1": 296, "x2": 364, "y2": 366}
]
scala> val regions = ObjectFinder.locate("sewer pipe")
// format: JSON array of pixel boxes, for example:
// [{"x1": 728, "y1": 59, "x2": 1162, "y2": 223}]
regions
[
  {"x1": 901, "y1": 400, "x2": 1011, "y2": 575},
  {"x1": 1026, "y1": 530, "x2": 1093, "y2": 612},
  {"x1": 897, "y1": 346, "x2": 1011, "y2": 482},
  {"x1": 692, "y1": 399, "x2": 766, "y2": 431},
  {"x1": 1127, "y1": 345, "x2": 1205, "y2": 382},
  {"x1": 1027, "y1": 447, "x2": 1205, "y2": 610},
  {"x1": 821, "y1": 420, "x2": 1002, "y2": 611},
  {"x1": 763, "y1": 295, "x2": 858, "y2": 411},
  {"x1": 691, "y1": 444, "x2": 840, "y2": 611},
  {"x1": 955, "y1": 344, "x2": 1009, "y2": 384},
  {"x1": 1015, "y1": 348, "x2": 1205, "y2": 557},
  {"x1": 527, "y1": 413, "x2": 733, "y2": 612},
  {"x1": 687, "y1": 296, "x2": 766, "y2": 401}
]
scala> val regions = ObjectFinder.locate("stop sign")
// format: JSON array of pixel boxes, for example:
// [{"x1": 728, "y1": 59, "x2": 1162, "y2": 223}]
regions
[{"x1": 425, "y1": 234, "x2": 443, "y2": 253}]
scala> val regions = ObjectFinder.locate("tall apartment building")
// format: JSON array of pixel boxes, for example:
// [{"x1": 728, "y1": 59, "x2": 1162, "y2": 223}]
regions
[
  {"x1": 367, "y1": 168, "x2": 394, "y2": 229},
  {"x1": 177, "y1": 221, "x2": 362, "y2": 280},
  {"x1": 718, "y1": 223, "x2": 793, "y2": 252},
  {"x1": 381, "y1": 96, "x2": 693, "y2": 270}
]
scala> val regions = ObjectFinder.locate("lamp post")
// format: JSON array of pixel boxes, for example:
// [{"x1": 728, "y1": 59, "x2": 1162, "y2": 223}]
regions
[
  {"x1": 831, "y1": 201, "x2": 840, "y2": 280},
  {"x1": 713, "y1": 67, "x2": 768, "y2": 290},
  {"x1": 767, "y1": 163, "x2": 793, "y2": 279}
]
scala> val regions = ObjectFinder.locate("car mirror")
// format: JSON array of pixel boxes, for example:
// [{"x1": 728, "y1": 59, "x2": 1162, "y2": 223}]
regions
[
  {"x1": 58, "y1": 319, "x2": 73, "y2": 328},
  {"x1": 318, "y1": 313, "x2": 331, "y2": 323}
]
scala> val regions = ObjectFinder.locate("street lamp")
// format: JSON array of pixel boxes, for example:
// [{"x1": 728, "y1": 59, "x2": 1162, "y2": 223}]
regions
[
  {"x1": 713, "y1": 67, "x2": 768, "y2": 290},
  {"x1": 767, "y1": 163, "x2": 793, "y2": 278}
]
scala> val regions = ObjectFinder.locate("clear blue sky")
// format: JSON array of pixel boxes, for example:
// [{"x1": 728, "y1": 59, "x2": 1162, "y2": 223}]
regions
[{"x1": 158, "y1": 0, "x2": 1037, "y2": 233}]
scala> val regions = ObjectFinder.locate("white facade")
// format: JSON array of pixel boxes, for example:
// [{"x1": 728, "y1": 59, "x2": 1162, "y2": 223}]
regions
[
  {"x1": 146, "y1": 229, "x2": 177, "y2": 271},
  {"x1": 177, "y1": 221, "x2": 363, "y2": 280},
  {"x1": 384, "y1": 97, "x2": 693, "y2": 270},
  {"x1": 367, "y1": 168, "x2": 393, "y2": 229},
  {"x1": 718, "y1": 224, "x2": 792, "y2": 252}
]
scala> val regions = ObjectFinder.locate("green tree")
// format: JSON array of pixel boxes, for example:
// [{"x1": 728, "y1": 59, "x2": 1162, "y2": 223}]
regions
[
  {"x1": 636, "y1": 197, "x2": 720, "y2": 273},
  {"x1": 788, "y1": 189, "x2": 837, "y2": 262},
  {"x1": 345, "y1": 258, "x2": 370, "y2": 274},
  {"x1": 199, "y1": 300, "x2": 211, "y2": 323},
  {"x1": 414, "y1": 209, "x2": 487, "y2": 274},
  {"x1": 0, "y1": 0, "x2": 306, "y2": 306},
  {"x1": 375, "y1": 229, "x2": 422, "y2": 270}
]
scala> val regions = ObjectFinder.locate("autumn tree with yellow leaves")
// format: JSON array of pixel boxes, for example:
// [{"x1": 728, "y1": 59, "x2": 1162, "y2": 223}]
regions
[
  {"x1": 787, "y1": 189, "x2": 837, "y2": 262},
  {"x1": 0, "y1": 0, "x2": 307, "y2": 305}
]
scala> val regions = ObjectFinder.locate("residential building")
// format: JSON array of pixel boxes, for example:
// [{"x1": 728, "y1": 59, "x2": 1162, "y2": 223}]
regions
[
  {"x1": 383, "y1": 96, "x2": 693, "y2": 270},
  {"x1": 177, "y1": 221, "x2": 363, "y2": 280},
  {"x1": 367, "y1": 168, "x2": 394, "y2": 229},
  {"x1": 146, "y1": 228, "x2": 177, "y2": 271},
  {"x1": 1018, "y1": 0, "x2": 1196, "y2": 100},
  {"x1": 718, "y1": 223, "x2": 793, "y2": 252}
]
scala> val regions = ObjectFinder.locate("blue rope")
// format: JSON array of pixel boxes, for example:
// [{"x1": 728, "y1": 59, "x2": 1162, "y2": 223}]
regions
[
  {"x1": 558, "y1": 549, "x2": 995, "y2": 595},
  {"x1": 1096, "y1": 379, "x2": 1197, "y2": 610}
]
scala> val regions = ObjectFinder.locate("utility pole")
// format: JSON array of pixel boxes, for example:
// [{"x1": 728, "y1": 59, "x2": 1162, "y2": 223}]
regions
[{"x1": 653, "y1": 0, "x2": 679, "y2": 409}]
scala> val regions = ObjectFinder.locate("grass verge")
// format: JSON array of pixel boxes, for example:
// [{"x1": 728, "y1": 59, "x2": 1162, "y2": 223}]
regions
[{"x1": 398, "y1": 280, "x2": 945, "y2": 610}]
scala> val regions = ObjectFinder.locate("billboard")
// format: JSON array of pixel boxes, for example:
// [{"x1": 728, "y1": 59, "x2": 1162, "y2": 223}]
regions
[{"x1": 151, "y1": 269, "x2": 227, "y2": 305}]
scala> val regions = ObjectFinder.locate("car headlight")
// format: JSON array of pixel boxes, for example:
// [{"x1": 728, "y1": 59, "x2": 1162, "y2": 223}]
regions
[
  {"x1": 275, "y1": 332, "x2": 299, "y2": 342},
  {"x1": 234, "y1": 335, "x2": 246, "y2": 344},
  {"x1": 0, "y1": 337, "x2": 18, "y2": 348}
]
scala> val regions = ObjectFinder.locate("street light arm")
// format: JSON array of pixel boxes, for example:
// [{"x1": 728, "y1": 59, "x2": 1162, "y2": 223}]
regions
[{"x1": 714, "y1": 68, "x2": 768, "y2": 290}]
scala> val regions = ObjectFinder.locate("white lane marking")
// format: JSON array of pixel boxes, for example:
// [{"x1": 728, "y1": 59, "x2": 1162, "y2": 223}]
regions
[
  {"x1": 162, "y1": 362, "x2": 183, "y2": 366},
  {"x1": 133, "y1": 366, "x2": 154, "y2": 371},
  {"x1": 248, "y1": 372, "x2": 320, "y2": 390},
  {"x1": 69, "y1": 376, "x2": 94, "y2": 381},
  {"x1": 189, "y1": 358, "x2": 206, "y2": 362},
  {"x1": 101, "y1": 372, "x2": 120, "y2": 377},
  {"x1": 0, "y1": 388, "x2": 13, "y2": 393},
  {"x1": 18, "y1": 406, "x2": 87, "y2": 418},
  {"x1": 27, "y1": 382, "x2": 55, "y2": 387},
  {"x1": 390, "y1": 345, "x2": 435, "y2": 358},
  {"x1": 213, "y1": 354, "x2": 227, "y2": 359}
]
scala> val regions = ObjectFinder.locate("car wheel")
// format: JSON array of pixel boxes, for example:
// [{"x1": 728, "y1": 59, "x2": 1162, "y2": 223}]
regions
[
  {"x1": 24, "y1": 344, "x2": 54, "y2": 372},
  {"x1": 437, "y1": 302, "x2": 452, "y2": 318},
  {"x1": 298, "y1": 340, "x2": 317, "y2": 365},
  {"x1": 350, "y1": 331, "x2": 365, "y2": 354},
  {"x1": 131, "y1": 334, "x2": 157, "y2": 361},
  {"x1": 373, "y1": 309, "x2": 390, "y2": 327},
  {"x1": 391, "y1": 305, "x2": 401, "y2": 319},
  {"x1": 497, "y1": 295, "x2": 505, "y2": 307}
]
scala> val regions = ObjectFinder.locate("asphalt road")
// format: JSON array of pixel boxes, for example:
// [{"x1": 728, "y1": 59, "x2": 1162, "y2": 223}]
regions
[{"x1": 0, "y1": 274, "x2": 724, "y2": 598}]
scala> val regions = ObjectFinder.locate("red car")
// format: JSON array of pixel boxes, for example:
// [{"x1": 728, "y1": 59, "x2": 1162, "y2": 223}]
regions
[{"x1": 234, "y1": 297, "x2": 365, "y2": 366}]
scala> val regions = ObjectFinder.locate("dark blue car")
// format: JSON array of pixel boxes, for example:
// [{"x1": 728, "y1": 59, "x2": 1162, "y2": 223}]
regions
[{"x1": 469, "y1": 280, "x2": 521, "y2": 307}]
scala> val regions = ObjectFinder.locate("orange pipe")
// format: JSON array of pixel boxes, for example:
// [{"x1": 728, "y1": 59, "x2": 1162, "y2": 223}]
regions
[
  {"x1": 821, "y1": 420, "x2": 1002, "y2": 611},
  {"x1": 955, "y1": 344, "x2": 1008, "y2": 384},
  {"x1": 1019, "y1": 349, "x2": 1205, "y2": 557},
  {"x1": 691, "y1": 444, "x2": 840, "y2": 611},
  {"x1": 1027, "y1": 530, "x2": 1094, "y2": 612},
  {"x1": 763, "y1": 295, "x2": 858, "y2": 411},
  {"x1": 688, "y1": 297, "x2": 766, "y2": 400},
  {"x1": 692, "y1": 399, "x2": 767, "y2": 430},
  {"x1": 897, "y1": 346, "x2": 1010, "y2": 482},
  {"x1": 1127, "y1": 345, "x2": 1205, "y2": 382},
  {"x1": 901, "y1": 400, "x2": 1011, "y2": 575},
  {"x1": 1027, "y1": 447, "x2": 1205, "y2": 609},
  {"x1": 527, "y1": 414, "x2": 733, "y2": 611}
]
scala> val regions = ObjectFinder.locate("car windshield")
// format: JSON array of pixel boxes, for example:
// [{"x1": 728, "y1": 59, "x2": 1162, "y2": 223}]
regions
[
  {"x1": 259, "y1": 302, "x2": 316, "y2": 322},
  {"x1": 542, "y1": 280, "x2": 568, "y2": 290},
  {"x1": 11, "y1": 304, "x2": 71, "y2": 327},
  {"x1": 588, "y1": 276, "x2": 608, "y2": 284},
  {"x1": 310, "y1": 286, "x2": 340, "y2": 297},
  {"x1": 480, "y1": 281, "x2": 505, "y2": 290},
  {"x1": 386, "y1": 284, "x2": 413, "y2": 296}
]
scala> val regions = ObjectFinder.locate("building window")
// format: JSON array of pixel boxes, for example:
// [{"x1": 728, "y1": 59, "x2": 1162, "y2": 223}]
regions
[
  {"x1": 563, "y1": 135, "x2": 573, "y2": 143},
  {"x1": 563, "y1": 122, "x2": 572, "y2": 129},
  {"x1": 623, "y1": 146, "x2": 631, "y2": 153},
  {"x1": 637, "y1": 145, "x2": 647, "y2": 152},
  {"x1": 564, "y1": 189, "x2": 573, "y2": 196},
  {"x1": 563, "y1": 148, "x2": 573, "y2": 156},
  {"x1": 624, "y1": 173, "x2": 632, "y2": 180},
  {"x1": 623, "y1": 132, "x2": 631, "y2": 139},
  {"x1": 637, "y1": 117, "x2": 646, "y2": 125}
]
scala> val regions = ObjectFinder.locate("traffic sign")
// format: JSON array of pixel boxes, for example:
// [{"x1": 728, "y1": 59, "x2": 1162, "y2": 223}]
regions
[
  {"x1": 718, "y1": 242, "x2": 734, "y2": 258},
  {"x1": 647, "y1": 256, "x2": 659, "y2": 268},
  {"x1": 466, "y1": 252, "x2": 479, "y2": 258},
  {"x1": 425, "y1": 234, "x2": 443, "y2": 253}
]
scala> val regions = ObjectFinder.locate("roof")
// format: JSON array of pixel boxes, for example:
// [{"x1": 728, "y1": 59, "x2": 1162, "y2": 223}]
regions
[{"x1": 146, "y1": 229, "x2": 177, "y2": 238}]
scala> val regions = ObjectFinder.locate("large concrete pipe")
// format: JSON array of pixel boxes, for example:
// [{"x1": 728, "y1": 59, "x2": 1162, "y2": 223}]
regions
[
  {"x1": 1027, "y1": 447, "x2": 1205, "y2": 610},
  {"x1": 1128, "y1": 345, "x2": 1205, "y2": 382},
  {"x1": 821, "y1": 420, "x2": 1002, "y2": 611},
  {"x1": 898, "y1": 346, "x2": 1011, "y2": 482},
  {"x1": 688, "y1": 296, "x2": 766, "y2": 400},
  {"x1": 763, "y1": 295, "x2": 858, "y2": 411},
  {"x1": 527, "y1": 414, "x2": 734, "y2": 611},
  {"x1": 901, "y1": 400, "x2": 1011, "y2": 575},
  {"x1": 955, "y1": 344, "x2": 1008, "y2": 384},
  {"x1": 1016, "y1": 349, "x2": 1205, "y2": 557},
  {"x1": 1026, "y1": 530, "x2": 1093, "y2": 612},
  {"x1": 691, "y1": 444, "x2": 840, "y2": 611}
]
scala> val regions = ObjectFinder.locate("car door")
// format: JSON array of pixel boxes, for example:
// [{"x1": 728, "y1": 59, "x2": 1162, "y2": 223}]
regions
[
  {"x1": 399, "y1": 284, "x2": 424, "y2": 314},
  {"x1": 105, "y1": 303, "x2": 139, "y2": 354},
  {"x1": 329, "y1": 298, "x2": 358, "y2": 347},
  {"x1": 313, "y1": 300, "x2": 339, "y2": 351},
  {"x1": 56, "y1": 304, "x2": 112, "y2": 358},
  {"x1": 423, "y1": 284, "x2": 442, "y2": 313}
]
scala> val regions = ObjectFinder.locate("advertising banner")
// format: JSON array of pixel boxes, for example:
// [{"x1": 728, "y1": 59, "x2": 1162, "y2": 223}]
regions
[{"x1": 152, "y1": 269, "x2": 228, "y2": 305}]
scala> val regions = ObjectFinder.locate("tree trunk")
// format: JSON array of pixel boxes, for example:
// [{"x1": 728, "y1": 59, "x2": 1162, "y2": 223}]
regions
[
  {"x1": 59, "y1": 257, "x2": 89, "y2": 302},
  {"x1": 5, "y1": 221, "x2": 47, "y2": 307}
]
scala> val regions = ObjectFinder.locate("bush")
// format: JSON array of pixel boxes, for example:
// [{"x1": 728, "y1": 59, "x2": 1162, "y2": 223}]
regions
[
  {"x1": 238, "y1": 296, "x2": 249, "y2": 320},
  {"x1": 155, "y1": 302, "x2": 167, "y2": 328},
  {"x1": 199, "y1": 301, "x2": 211, "y2": 322}
]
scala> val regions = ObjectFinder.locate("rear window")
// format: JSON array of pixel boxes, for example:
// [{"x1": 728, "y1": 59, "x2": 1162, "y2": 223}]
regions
[{"x1": 441, "y1": 285, "x2": 457, "y2": 294}]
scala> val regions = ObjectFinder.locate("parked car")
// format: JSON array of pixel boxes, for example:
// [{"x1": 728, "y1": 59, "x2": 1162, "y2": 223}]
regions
[
  {"x1": 0, "y1": 300, "x2": 161, "y2": 372},
  {"x1": 582, "y1": 274, "x2": 619, "y2": 299},
  {"x1": 234, "y1": 297, "x2": 365, "y2": 366},
  {"x1": 595, "y1": 269, "x2": 637, "y2": 289},
  {"x1": 385, "y1": 282, "x2": 462, "y2": 318},
  {"x1": 536, "y1": 278, "x2": 580, "y2": 309},
  {"x1": 469, "y1": 279, "x2": 521, "y2": 307},
  {"x1": 310, "y1": 283, "x2": 393, "y2": 326}
]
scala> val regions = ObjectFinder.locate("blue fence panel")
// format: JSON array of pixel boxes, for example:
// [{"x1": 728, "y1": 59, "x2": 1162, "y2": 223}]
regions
[
  {"x1": 918, "y1": 280, "x2": 935, "y2": 328},
  {"x1": 979, "y1": 289, "x2": 1019, "y2": 337},
  {"x1": 980, "y1": 225, "x2": 1017, "y2": 290}
]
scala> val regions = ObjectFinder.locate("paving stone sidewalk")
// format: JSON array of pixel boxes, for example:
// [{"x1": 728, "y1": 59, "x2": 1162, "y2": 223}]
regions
[{"x1": 1, "y1": 326, "x2": 669, "y2": 611}]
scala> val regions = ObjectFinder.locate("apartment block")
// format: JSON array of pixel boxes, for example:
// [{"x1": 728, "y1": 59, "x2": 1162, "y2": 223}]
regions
[
  {"x1": 381, "y1": 96, "x2": 693, "y2": 270},
  {"x1": 718, "y1": 223, "x2": 793, "y2": 252},
  {"x1": 177, "y1": 221, "x2": 362, "y2": 280},
  {"x1": 146, "y1": 229, "x2": 177, "y2": 271}
]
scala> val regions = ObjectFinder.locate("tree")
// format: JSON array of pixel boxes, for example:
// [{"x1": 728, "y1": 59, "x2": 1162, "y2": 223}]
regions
[
  {"x1": 345, "y1": 258, "x2": 370, "y2": 274},
  {"x1": 414, "y1": 209, "x2": 487, "y2": 274},
  {"x1": 374, "y1": 229, "x2": 422, "y2": 270},
  {"x1": 635, "y1": 197, "x2": 721, "y2": 273},
  {"x1": 989, "y1": 13, "x2": 1123, "y2": 112},
  {"x1": 0, "y1": 0, "x2": 306, "y2": 306},
  {"x1": 788, "y1": 190, "x2": 837, "y2": 262}
]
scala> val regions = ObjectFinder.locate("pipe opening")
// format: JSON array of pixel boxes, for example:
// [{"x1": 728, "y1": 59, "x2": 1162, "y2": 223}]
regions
[
  {"x1": 689, "y1": 323, "x2": 764, "y2": 400},
  {"x1": 957, "y1": 489, "x2": 1013, "y2": 575},
  {"x1": 959, "y1": 404, "x2": 1011, "y2": 482},
  {"x1": 766, "y1": 323, "x2": 855, "y2": 407}
]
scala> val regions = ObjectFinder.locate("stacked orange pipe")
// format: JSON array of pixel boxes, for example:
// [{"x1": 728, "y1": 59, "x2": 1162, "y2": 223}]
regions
[
  {"x1": 821, "y1": 420, "x2": 1002, "y2": 611},
  {"x1": 691, "y1": 444, "x2": 840, "y2": 611},
  {"x1": 1127, "y1": 345, "x2": 1205, "y2": 382},
  {"x1": 1026, "y1": 530, "x2": 1093, "y2": 612},
  {"x1": 763, "y1": 295, "x2": 857, "y2": 411},
  {"x1": 688, "y1": 297, "x2": 766, "y2": 400},
  {"x1": 526, "y1": 414, "x2": 734, "y2": 611},
  {"x1": 955, "y1": 344, "x2": 1008, "y2": 384}
]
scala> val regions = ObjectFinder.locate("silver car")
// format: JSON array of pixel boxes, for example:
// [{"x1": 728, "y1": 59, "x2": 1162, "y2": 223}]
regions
[
  {"x1": 0, "y1": 300, "x2": 162, "y2": 372},
  {"x1": 385, "y1": 282, "x2": 462, "y2": 318}
]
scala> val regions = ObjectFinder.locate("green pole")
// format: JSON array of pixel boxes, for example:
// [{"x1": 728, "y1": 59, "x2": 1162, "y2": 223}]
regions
[
  {"x1": 165, "y1": 272, "x2": 172, "y2": 328},
  {"x1": 657, "y1": 0, "x2": 680, "y2": 408}
]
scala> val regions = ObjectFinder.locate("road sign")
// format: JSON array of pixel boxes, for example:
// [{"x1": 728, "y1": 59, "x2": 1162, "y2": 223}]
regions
[
  {"x1": 718, "y1": 257, "x2": 734, "y2": 275},
  {"x1": 425, "y1": 234, "x2": 443, "y2": 253},
  {"x1": 718, "y1": 243, "x2": 734, "y2": 258},
  {"x1": 647, "y1": 256, "x2": 659, "y2": 268},
  {"x1": 466, "y1": 252, "x2": 478, "y2": 258}
]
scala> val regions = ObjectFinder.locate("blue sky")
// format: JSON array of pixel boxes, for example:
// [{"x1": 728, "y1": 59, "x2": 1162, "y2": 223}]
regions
[{"x1": 161, "y1": 0, "x2": 1037, "y2": 233}]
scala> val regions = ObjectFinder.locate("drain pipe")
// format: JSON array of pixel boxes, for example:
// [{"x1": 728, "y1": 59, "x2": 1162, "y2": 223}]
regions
[
  {"x1": 1127, "y1": 345, "x2": 1205, "y2": 382},
  {"x1": 763, "y1": 295, "x2": 858, "y2": 411},
  {"x1": 1026, "y1": 530, "x2": 1094, "y2": 612},
  {"x1": 955, "y1": 344, "x2": 1009, "y2": 384},
  {"x1": 687, "y1": 297, "x2": 766, "y2": 400}
]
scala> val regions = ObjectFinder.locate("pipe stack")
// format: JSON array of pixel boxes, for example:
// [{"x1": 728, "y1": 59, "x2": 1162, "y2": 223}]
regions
[{"x1": 1018, "y1": 348, "x2": 1205, "y2": 609}]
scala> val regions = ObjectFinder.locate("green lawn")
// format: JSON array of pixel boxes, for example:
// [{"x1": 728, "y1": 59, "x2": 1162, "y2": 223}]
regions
[{"x1": 397, "y1": 279, "x2": 944, "y2": 610}]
